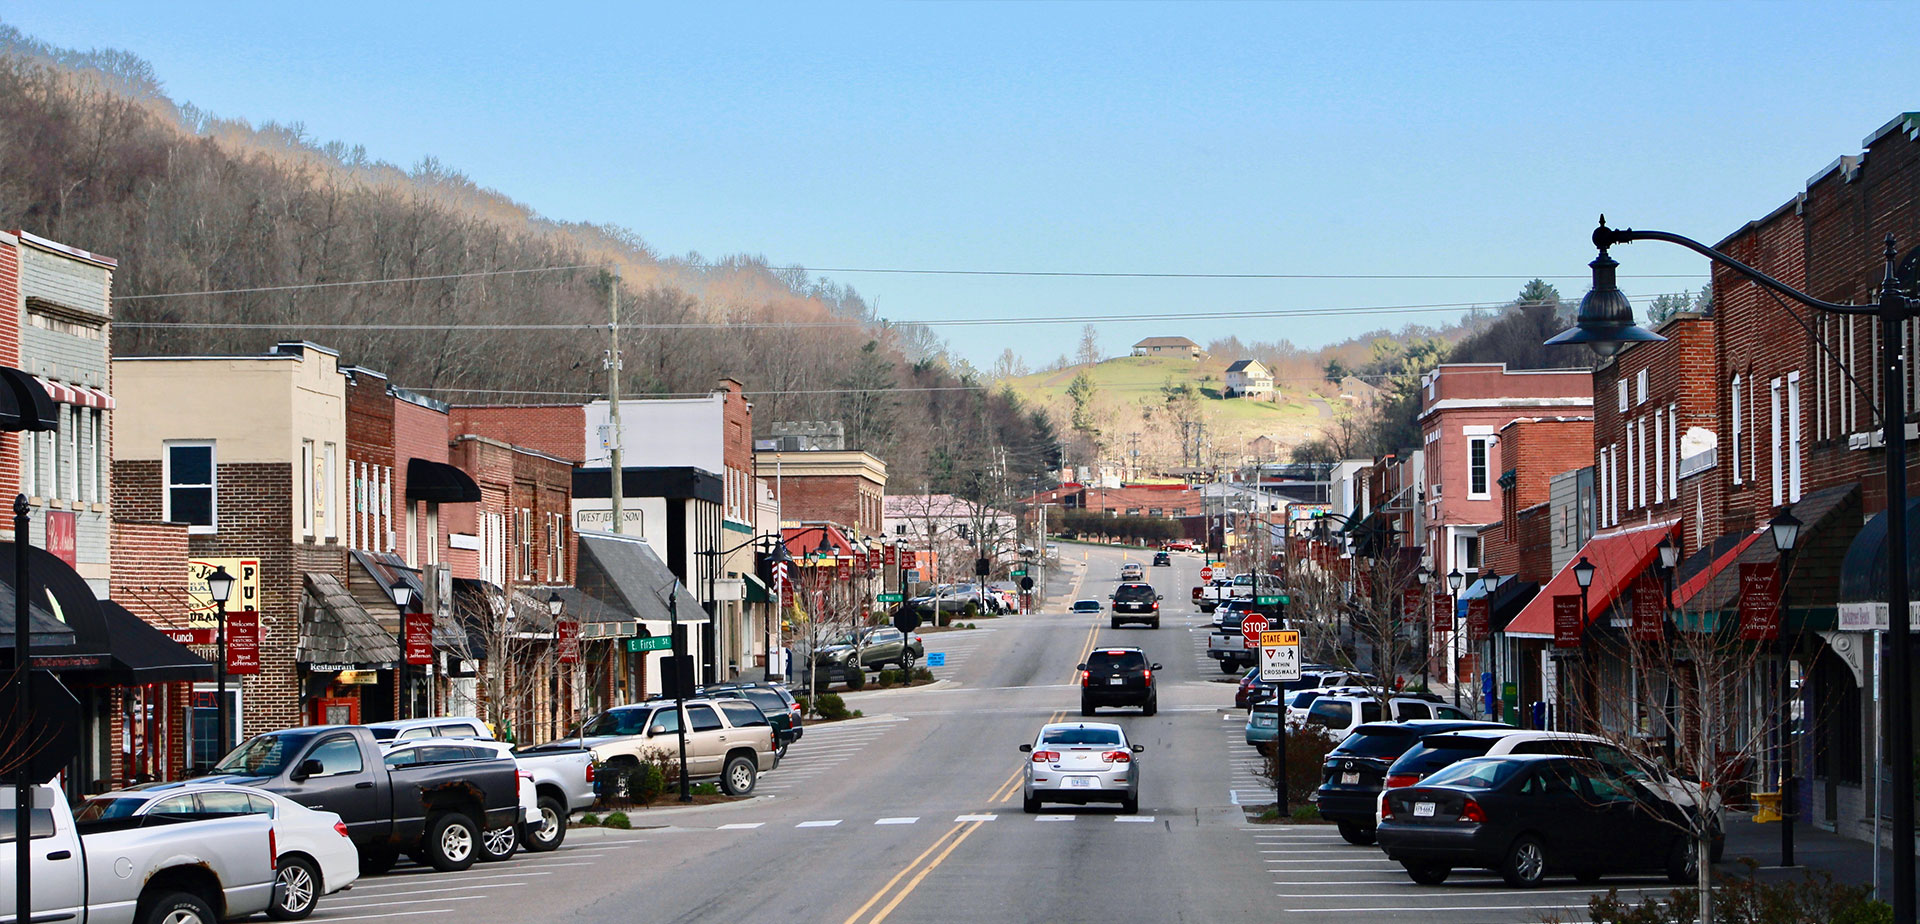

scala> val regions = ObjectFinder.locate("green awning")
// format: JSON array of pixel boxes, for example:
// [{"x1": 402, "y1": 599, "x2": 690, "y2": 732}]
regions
[{"x1": 743, "y1": 573, "x2": 771, "y2": 603}]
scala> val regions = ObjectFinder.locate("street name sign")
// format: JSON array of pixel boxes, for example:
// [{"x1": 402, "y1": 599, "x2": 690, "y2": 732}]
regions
[
  {"x1": 877, "y1": 592, "x2": 904, "y2": 603},
  {"x1": 1240, "y1": 613, "x2": 1270, "y2": 649},
  {"x1": 1255, "y1": 594, "x2": 1285, "y2": 606},
  {"x1": 625, "y1": 636, "x2": 673, "y2": 653},
  {"x1": 1260, "y1": 630, "x2": 1301, "y2": 682}
]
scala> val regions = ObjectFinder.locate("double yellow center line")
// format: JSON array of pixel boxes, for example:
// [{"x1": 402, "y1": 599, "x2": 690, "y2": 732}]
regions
[{"x1": 844, "y1": 599, "x2": 1106, "y2": 923}]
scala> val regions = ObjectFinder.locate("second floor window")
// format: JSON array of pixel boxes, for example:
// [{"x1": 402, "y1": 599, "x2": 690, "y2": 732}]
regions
[
  {"x1": 1467, "y1": 437, "x2": 1490, "y2": 499},
  {"x1": 165, "y1": 441, "x2": 216, "y2": 532}
]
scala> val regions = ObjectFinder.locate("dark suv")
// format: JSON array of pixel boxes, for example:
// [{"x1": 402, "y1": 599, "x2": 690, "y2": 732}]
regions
[
  {"x1": 1108, "y1": 582, "x2": 1162, "y2": 629},
  {"x1": 1079, "y1": 647, "x2": 1160, "y2": 715},
  {"x1": 699, "y1": 682, "x2": 804, "y2": 758},
  {"x1": 1313, "y1": 720, "x2": 1507, "y2": 845}
]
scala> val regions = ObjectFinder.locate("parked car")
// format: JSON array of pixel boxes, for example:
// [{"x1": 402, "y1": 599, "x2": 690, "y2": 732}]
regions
[
  {"x1": 1119, "y1": 562, "x2": 1145, "y2": 581},
  {"x1": 565, "y1": 698, "x2": 778, "y2": 797},
  {"x1": 1108, "y1": 582, "x2": 1162, "y2": 628},
  {"x1": 5, "y1": 782, "x2": 281, "y2": 924},
  {"x1": 1018, "y1": 721, "x2": 1145, "y2": 814},
  {"x1": 1079, "y1": 647, "x2": 1159, "y2": 715},
  {"x1": 1298, "y1": 693, "x2": 1474, "y2": 741},
  {"x1": 700, "y1": 682, "x2": 805, "y2": 758},
  {"x1": 1380, "y1": 728, "x2": 1725, "y2": 860},
  {"x1": 1376, "y1": 754, "x2": 1699, "y2": 887},
  {"x1": 363, "y1": 716, "x2": 491, "y2": 742},
  {"x1": 75, "y1": 781, "x2": 360, "y2": 920},
  {"x1": 813, "y1": 625, "x2": 925, "y2": 680},
  {"x1": 1161, "y1": 540, "x2": 1195, "y2": 552},
  {"x1": 1070, "y1": 599, "x2": 1103, "y2": 616},
  {"x1": 1309, "y1": 720, "x2": 1508, "y2": 846},
  {"x1": 380, "y1": 736, "x2": 594, "y2": 855},
  {"x1": 1152, "y1": 551, "x2": 1171, "y2": 566},
  {"x1": 199, "y1": 724, "x2": 521, "y2": 874}
]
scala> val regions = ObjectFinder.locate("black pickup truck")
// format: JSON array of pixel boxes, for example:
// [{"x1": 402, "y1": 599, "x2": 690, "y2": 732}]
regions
[{"x1": 200, "y1": 724, "x2": 521, "y2": 873}]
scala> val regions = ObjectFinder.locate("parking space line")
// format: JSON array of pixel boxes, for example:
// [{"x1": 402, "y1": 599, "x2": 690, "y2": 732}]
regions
[
  {"x1": 953, "y1": 813, "x2": 997, "y2": 822},
  {"x1": 1115, "y1": 816, "x2": 1156, "y2": 822},
  {"x1": 1284, "y1": 904, "x2": 1593, "y2": 914},
  {"x1": 348, "y1": 871, "x2": 551, "y2": 892},
  {"x1": 1033, "y1": 815, "x2": 1076, "y2": 822},
  {"x1": 797, "y1": 819, "x2": 843, "y2": 827},
  {"x1": 333, "y1": 882, "x2": 530, "y2": 903},
  {"x1": 875, "y1": 817, "x2": 919, "y2": 825},
  {"x1": 312, "y1": 911, "x2": 454, "y2": 922},
  {"x1": 718, "y1": 823, "x2": 764, "y2": 830},
  {"x1": 327, "y1": 895, "x2": 486, "y2": 911}
]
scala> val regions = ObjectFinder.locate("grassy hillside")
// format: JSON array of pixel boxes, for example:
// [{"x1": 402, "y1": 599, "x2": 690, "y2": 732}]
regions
[{"x1": 1005, "y1": 354, "x2": 1331, "y2": 471}]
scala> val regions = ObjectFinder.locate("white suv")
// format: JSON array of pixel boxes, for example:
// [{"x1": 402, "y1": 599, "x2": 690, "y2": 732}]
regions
[{"x1": 1296, "y1": 693, "x2": 1474, "y2": 741}]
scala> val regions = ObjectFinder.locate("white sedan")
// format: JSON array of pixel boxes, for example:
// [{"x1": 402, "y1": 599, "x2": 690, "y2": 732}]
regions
[{"x1": 76, "y1": 782, "x2": 359, "y2": 920}]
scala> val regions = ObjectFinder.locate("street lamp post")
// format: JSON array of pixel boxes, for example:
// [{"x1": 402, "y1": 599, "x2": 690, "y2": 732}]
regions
[
  {"x1": 1414, "y1": 567, "x2": 1432, "y2": 691},
  {"x1": 1479, "y1": 569, "x2": 1499, "y2": 717},
  {"x1": 547, "y1": 592, "x2": 564, "y2": 744},
  {"x1": 1446, "y1": 569, "x2": 1464, "y2": 707},
  {"x1": 390, "y1": 584, "x2": 415, "y2": 720},
  {"x1": 1655, "y1": 536, "x2": 1681, "y2": 766},
  {"x1": 1770, "y1": 509, "x2": 1803, "y2": 868},
  {"x1": 207, "y1": 565, "x2": 237, "y2": 758},
  {"x1": 1551, "y1": 218, "x2": 1915, "y2": 920},
  {"x1": 1572, "y1": 556, "x2": 1596, "y2": 734}
]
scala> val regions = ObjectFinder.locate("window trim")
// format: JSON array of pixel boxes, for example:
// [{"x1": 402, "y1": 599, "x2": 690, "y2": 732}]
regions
[
  {"x1": 163, "y1": 440, "x2": 218, "y2": 534},
  {"x1": 1731, "y1": 374, "x2": 1744, "y2": 485},
  {"x1": 1466, "y1": 435, "x2": 1491, "y2": 500}
]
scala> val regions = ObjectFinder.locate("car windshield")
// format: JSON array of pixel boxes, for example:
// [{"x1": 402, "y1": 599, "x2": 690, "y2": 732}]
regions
[
  {"x1": 1332, "y1": 726, "x2": 1419, "y2": 759},
  {"x1": 368, "y1": 727, "x2": 399, "y2": 741},
  {"x1": 1288, "y1": 690, "x2": 1322, "y2": 709},
  {"x1": 1114, "y1": 584, "x2": 1154, "y2": 601},
  {"x1": 582, "y1": 708, "x2": 655, "y2": 737},
  {"x1": 1086, "y1": 651, "x2": 1146, "y2": 670},
  {"x1": 75, "y1": 796, "x2": 151, "y2": 822},
  {"x1": 1040, "y1": 726, "x2": 1123, "y2": 747},
  {"x1": 1391, "y1": 737, "x2": 1501, "y2": 774},
  {"x1": 1423, "y1": 758, "x2": 1525, "y2": 791},
  {"x1": 214, "y1": 731, "x2": 316, "y2": 777},
  {"x1": 1073, "y1": 600, "x2": 1100, "y2": 611}
]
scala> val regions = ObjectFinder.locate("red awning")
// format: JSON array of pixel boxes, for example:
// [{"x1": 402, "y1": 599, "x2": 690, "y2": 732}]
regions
[
  {"x1": 1506, "y1": 518, "x2": 1678, "y2": 639},
  {"x1": 1672, "y1": 530, "x2": 1764, "y2": 608}
]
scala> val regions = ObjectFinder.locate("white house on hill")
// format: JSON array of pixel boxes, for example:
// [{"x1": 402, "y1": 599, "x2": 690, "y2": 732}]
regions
[{"x1": 1223, "y1": 359, "x2": 1274, "y2": 398}]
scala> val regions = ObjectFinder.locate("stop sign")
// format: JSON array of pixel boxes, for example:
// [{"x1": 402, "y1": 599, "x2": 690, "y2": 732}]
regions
[
  {"x1": 1241, "y1": 613, "x2": 1269, "y2": 646},
  {"x1": 1200, "y1": 566, "x2": 1214, "y2": 582}
]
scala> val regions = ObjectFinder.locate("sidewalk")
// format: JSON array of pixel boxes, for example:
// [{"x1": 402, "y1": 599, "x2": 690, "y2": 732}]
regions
[{"x1": 1716, "y1": 812, "x2": 1896, "y2": 899}]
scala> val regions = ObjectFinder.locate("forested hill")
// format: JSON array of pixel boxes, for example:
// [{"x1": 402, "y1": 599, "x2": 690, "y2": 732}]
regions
[{"x1": 0, "y1": 25, "x2": 1058, "y2": 493}]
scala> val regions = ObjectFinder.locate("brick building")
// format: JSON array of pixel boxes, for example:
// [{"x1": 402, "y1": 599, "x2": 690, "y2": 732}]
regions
[{"x1": 755, "y1": 448, "x2": 888, "y2": 536}]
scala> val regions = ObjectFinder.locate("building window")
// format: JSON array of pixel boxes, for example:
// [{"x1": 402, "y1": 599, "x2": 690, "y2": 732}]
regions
[
  {"x1": 1770, "y1": 377, "x2": 1784, "y2": 507},
  {"x1": 894, "y1": 523, "x2": 906, "y2": 536},
  {"x1": 1636, "y1": 369, "x2": 1649, "y2": 406},
  {"x1": 1626, "y1": 420, "x2": 1637, "y2": 509},
  {"x1": 1668, "y1": 405, "x2": 1679, "y2": 498},
  {"x1": 547, "y1": 511, "x2": 565, "y2": 581},
  {"x1": 300, "y1": 440, "x2": 315, "y2": 537},
  {"x1": 1459, "y1": 534, "x2": 1482, "y2": 572},
  {"x1": 1787, "y1": 371, "x2": 1802, "y2": 503},
  {"x1": 1617, "y1": 380, "x2": 1628, "y2": 412},
  {"x1": 1731, "y1": 374, "x2": 1744, "y2": 484},
  {"x1": 1467, "y1": 437, "x2": 1490, "y2": 499},
  {"x1": 323, "y1": 443, "x2": 338, "y2": 540},
  {"x1": 164, "y1": 441, "x2": 216, "y2": 532},
  {"x1": 517, "y1": 507, "x2": 534, "y2": 580},
  {"x1": 1652, "y1": 413, "x2": 1664, "y2": 505}
]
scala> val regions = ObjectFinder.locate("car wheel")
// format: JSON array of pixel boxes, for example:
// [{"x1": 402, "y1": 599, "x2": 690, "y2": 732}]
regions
[
  {"x1": 524, "y1": 795, "x2": 566, "y2": 852},
  {"x1": 721, "y1": 755, "x2": 758, "y2": 796},
  {"x1": 1110, "y1": 618, "x2": 1121, "y2": 629},
  {"x1": 1081, "y1": 700, "x2": 1095, "y2": 716},
  {"x1": 1149, "y1": 618, "x2": 1159, "y2": 629},
  {"x1": 141, "y1": 890, "x2": 219, "y2": 924},
  {"x1": 1336, "y1": 821, "x2": 1376, "y2": 846},
  {"x1": 1666, "y1": 835, "x2": 1698, "y2": 884},
  {"x1": 1221, "y1": 662, "x2": 1238, "y2": 674},
  {"x1": 1404, "y1": 863, "x2": 1450, "y2": 885},
  {"x1": 1023, "y1": 793, "x2": 1041, "y2": 814},
  {"x1": 1142, "y1": 697, "x2": 1157, "y2": 716},
  {"x1": 478, "y1": 824, "x2": 517, "y2": 862},
  {"x1": 1500, "y1": 834, "x2": 1547, "y2": 888},
  {"x1": 1120, "y1": 795, "x2": 1138, "y2": 814},
  {"x1": 776, "y1": 740, "x2": 790, "y2": 761},
  {"x1": 425, "y1": 811, "x2": 479, "y2": 872},
  {"x1": 359, "y1": 848, "x2": 397, "y2": 876},
  {"x1": 267, "y1": 855, "x2": 319, "y2": 920}
]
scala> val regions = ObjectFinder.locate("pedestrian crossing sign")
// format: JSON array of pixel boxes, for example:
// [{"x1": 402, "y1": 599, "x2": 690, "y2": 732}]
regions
[{"x1": 1259, "y1": 630, "x2": 1301, "y2": 682}]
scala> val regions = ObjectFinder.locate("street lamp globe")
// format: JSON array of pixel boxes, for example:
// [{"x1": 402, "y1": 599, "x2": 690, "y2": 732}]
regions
[
  {"x1": 1573, "y1": 556, "x2": 1597, "y2": 590},
  {"x1": 1481, "y1": 569, "x2": 1500, "y2": 595},
  {"x1": 1415, "y1": 566, "x2": 1431, "y2": 586},
  {"x1": 1546, "y1": 221, "x2": 1668, "y2": 356},
  {"x1": 206, "y1": 565, "x2": 236, "y2": 605},
  {"x1": 547, "y1": 591, "x2": 564, "y2": 618},
  {"x1": 390, "y1": 583, "x2": 413, "y2": 611},
  {"x1": 1769, "y1": 509, "x2": 1803, "y2": 554},
  {"x1": 1656, "y1": 536, "x2": 1680, "y2": 571},
  {"x1": 1446, "y1": 568, "x2": 1464, "y2": 593}
]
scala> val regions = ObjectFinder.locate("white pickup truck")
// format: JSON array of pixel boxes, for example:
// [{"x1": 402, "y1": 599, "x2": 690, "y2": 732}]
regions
[
  {"x1": 2, "y1": 783, "x2": 280, "y2": 924},
  {"x1": 1195, "y1": 572, "x2": 1284, "y2": 613}
]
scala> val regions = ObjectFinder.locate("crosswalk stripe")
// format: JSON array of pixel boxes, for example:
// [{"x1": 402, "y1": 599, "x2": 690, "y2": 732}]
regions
[
  {"x1": 874, "y1": 817, "x2": 919, "y2": 825},
  {"x1": 954, "y1": 813, "x2": 997, "y2": 822},
  {"x1": 717, "y1": 823, "x2": 764, "y2": 830},
  {"x1": 796, "y1": 819, "x2": 842, "y2": 828}
]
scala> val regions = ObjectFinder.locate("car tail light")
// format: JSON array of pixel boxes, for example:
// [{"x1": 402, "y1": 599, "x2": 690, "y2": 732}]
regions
[
  {"x1": 1081, "y1": 670, "x2": 1090, "y2": 687},
  {"x1": 334, "y1": 821, "x2": 350, "y2": 839},
  {"x1": 1103, "y1": 751, "x2": 1131, "y2": 764},
  {"x1": 1031, "y1": 750, "x2": 1059, "y2": 763},
  {"x1": 1378, "y1": 795, "x2": 1393, "y2": 820},
  {"x1": 1143, "y1": 668, "x2": 1152, "y2": 685},
  {"x1": 1459, "y1": 799, "x2": 1486, "y2": 823},
  {"x1": 1385, "y1": 774, "x2": 1419, "y2": 789},
  {"x1": 269, "y1": 828, "x2": 278, "y2": 868},
  {"x1": 586, "y1": 763, "x2": 597, "y2": 783},
  {"x1": 1151, "y1": 602, "x2": 1160, "y2": 610},
  {"x1": 1192, "y1": 587, "x2": 1203, "y2": 599}
]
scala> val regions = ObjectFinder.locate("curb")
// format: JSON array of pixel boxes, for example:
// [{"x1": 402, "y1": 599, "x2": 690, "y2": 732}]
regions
[{"x1": 570, "y1": 793, "x2": 777, "y2": 824}]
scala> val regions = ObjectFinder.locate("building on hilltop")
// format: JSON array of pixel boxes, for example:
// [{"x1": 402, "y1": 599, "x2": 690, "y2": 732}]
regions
[
  {"x1": 1223, "y1": 359, "x2": 1275, "y2": 398},
  {"x1": 1131, "y1": 336, "x2": 1203, "y2": 359}
]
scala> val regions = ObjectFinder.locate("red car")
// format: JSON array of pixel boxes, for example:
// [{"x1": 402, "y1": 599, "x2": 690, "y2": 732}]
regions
[{"x1": 1162, "y1": 540, "x2": 1195, "y2": 552}]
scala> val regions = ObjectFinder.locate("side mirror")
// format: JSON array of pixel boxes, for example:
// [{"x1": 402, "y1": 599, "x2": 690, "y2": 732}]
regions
[
  {"x1": 1076, "y1": 663, "x2": 1088, "y2": 671},
  {"x1": 1151, "y1": 663, "x2": 1162, "y2": 671},
  {"x1": 1018, "y1": 744, "x2": 1033, "y2": 752},
  {"x1": 1157, "y1": 595, "x2": 1165, "y2": 601},
  {"x1": 291, "y1": 758, "x2": 324, "y2": 782},
  {"x1": 1130, "y1": 744, "x2": 1146, "y2": 753},
  {"x1": 649, "y1": 725, "x2": 668, "y2": 736}
]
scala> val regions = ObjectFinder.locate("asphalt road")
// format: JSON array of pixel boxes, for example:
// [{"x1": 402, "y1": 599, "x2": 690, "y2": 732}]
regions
[{"x1": 312, "y1": 544, "x2": 1683, "y2": 924}]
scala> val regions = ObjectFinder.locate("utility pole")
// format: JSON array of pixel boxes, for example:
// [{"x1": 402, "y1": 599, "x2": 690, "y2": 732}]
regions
[{"x1": 607, "y1": 268, "x2": 625, "y2": 534}]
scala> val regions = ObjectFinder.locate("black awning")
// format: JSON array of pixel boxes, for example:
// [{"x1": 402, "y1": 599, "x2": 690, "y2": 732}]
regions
[
  {"x1": 407, "y1": 458, "x2": 481, "y2": 504},
  {"x1": 0, "y1": 542, "x2": 108, "y2": 659},
  {"x1": 0, "y1": 366, "x2": 59, "y2": 432},
  {"x1": 1837, "y1": 498, "x2": 1920, "y2": 623},
  {"x1": 65, "y1": 602, "x2": 216, "y2": 684}
]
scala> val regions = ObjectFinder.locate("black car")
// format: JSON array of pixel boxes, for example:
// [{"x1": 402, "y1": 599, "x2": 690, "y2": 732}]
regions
[
  {"x1": 1108, "y1": 582, "x2": 1162, "y2": 629},
  {"x1": 1377, "y1": 754, "x2": 1697, "y2": 888},
  {"x1": 1079, "y1": 647, "x2": 1159, "y2": 715},
  {"x1": 699, "y1": 682, "x2": 804, "y2": 757},
  {"x1": 1314, "y1": 720, "x2": 1509, "y2": 845},
  {"x1": 1152, "y1": 551, "x2": 1171, "y2": 566}
]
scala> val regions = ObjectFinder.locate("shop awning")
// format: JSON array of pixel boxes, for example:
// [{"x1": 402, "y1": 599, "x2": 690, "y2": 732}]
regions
[
  {"x1": 0, "y1": 366, "x2": 60, "y2": 432},
  {"x1": 569, "y1": 531, "x2": 702, "y2": 639},
  {"x1": 1680, "y1": 483, "x2": 1857, "y2": 616},
  {"x1": 0, "y1": 541, "x2": 108, "y2": 657},
  {"x1": 1505, "y1": 518, "x2": 1677, "y2": 639},
  {"x1": 742, "y1": 572, "x2": 771, "y2": 603},
  {"x1": 1836, "y1": 497, "x2": 1920, "y2": 631},
  {"x1": 64, "y1": 602, "x2": 216, "y2": 684},
  {"x1": 1672, "y1": 531, "x2": 1764, "y2": 608},
  {"x1": 297, "y1": 572, "x2": 400, "y2": 668},
  {"x1": 406, "y1": 458, "x2": 481, "y2": 504}
]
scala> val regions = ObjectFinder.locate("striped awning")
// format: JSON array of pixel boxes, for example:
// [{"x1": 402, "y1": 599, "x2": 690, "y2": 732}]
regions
[{"x1": 33, "y1": 376, "x2": 114, "y2": 410}]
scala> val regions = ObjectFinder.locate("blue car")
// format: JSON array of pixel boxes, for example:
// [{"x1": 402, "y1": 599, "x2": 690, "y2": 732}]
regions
[{"x1": 1245, "y1": 700, "x2": 1282, "y2": 746}]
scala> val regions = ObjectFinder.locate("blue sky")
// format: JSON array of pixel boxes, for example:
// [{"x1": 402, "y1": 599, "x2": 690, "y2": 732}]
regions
[{"x1": 9, "y1": 3, "x2": 1920, "y2": 368}]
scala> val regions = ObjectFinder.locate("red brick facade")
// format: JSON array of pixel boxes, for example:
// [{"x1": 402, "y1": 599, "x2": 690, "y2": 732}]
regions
[
  {"x1": 0, "y1": 237, "x2": 19, "y2": 508},
  {"x1": 1593, "y1": 313, "x2": 1723, "y2": 554},
  {"x1": 109, "y1": 519, "x2": 193, "y2": 781},
  {"x1": 449, "y1": 404, "x2": 586, "y2": 464},
  {"x1": 446, "y1": 436, "x2": 573, "y2": 585},
  {"x1": 393, "y1": 395, "x2": 457, "y2": 569},
  {"x1": 1483, "y1": 418, "x2": 1593, "y2": 584}
]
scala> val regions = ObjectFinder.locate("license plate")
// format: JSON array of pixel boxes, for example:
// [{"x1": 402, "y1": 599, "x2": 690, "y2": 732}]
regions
[
  {"x1": 1069, "y1": 777, "x2": 1093, "y2": 788},
  {"x1": 1341, "y1": 772, "x2": 1360, "y2": 785},
  {"x1": 1108, "y1": 677, "x2": 1125, "y2": 685},
  {"x1": 1413, "y1": 802, "x2": 1436, "y2": 817}
]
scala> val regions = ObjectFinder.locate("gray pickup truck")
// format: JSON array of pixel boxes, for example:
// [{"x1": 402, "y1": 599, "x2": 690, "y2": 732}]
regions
[
  {"x1": 200, "y1": 724, "x2": 520, "y2": 873},
  {"x1": 1, "y1": 783, "x2": 278, "y2": 924}
]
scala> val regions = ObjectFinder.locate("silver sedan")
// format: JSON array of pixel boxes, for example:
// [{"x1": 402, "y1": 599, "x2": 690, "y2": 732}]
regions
[{"x1": 1019, "y1": 722, "x2": 1144, "y2": 814}]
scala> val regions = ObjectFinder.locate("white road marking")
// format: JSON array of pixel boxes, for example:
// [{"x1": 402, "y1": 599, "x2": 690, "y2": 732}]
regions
[
  {"x1": 351, "y1": 871, "x2": 552, "y2": 892},
  {"x1": 1264, "y1": 859, "x2": 1401, "y2": 864},
  {"x1": 327, "y1": 895, "x2": 486, "y2": 910},
  {"x1": 875, "y1": 817, "x2": 919, "y2": 825},
  {"x1": 1033, "y1": 814, "x2": 1077, "y2": 822},
  {"x1": 1114, "y1": 816, "x2": 1156, "y2": 822},
  {"x1": 796, "y1": 819, "x2": 842, "y2": 827},
  {"x1": 1261, "y1": 849, "x2": 1362, "y2": 854},
  {"x1": 1281, "y1": 887, "x2": 1677, "y2": 898},
  {"x1": 311, "y1": 911, "x2": 454, "y2": 922},
  {"x1": 717, "y1": 823, "x2": 764, "y2": 830},
  {"x1": 954, "y1": 813, "x2": 998, "y2": 822},
  {"x1": 331, "y1": 883, "x2": 528, "y2": 902},
  {"x1": 1284, "y1": 904, "x2": 1594, "y2": 914}
]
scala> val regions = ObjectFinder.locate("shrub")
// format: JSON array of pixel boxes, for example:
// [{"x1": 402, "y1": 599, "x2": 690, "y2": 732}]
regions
[
  {"x1": 877, "y1": 669, "x2": 898, "y2": 687},
  {"x1": 1258, "y1": 727, "x2": 1339, "y2": 805},
  {"x1": 851, "y1": 709, "x2": 864, "y2": 718},
  {"x1": 1290, "y1": 805, "x2": 1320, "y2": 823},
  {"x1": 604, "y1": 812, "x2": 631, "y2": 829},
  {"x1": 691, "y1": 782, "x2": 719, "y2": 796},
  {"x1": 578, "y1": 813, "x2": 600, "y2": 826},
  {"x1": 912, "y1": 667, "x2": 934, "y2": 683},
  {"x1": 842, "y1": 666, "x2": 866, "y2": 691},
  {"x1": 1564, "y1": 864, "x2": 1892, "y2": 924},
  {"x1": 630, "y1": 761, "x2": 666, "y2": 804},
  {"x1": 812, "y1": 692, "x2": 851, "y2": 721}
]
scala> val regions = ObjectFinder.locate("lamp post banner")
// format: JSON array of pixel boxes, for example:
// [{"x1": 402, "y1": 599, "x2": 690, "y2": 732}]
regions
[
  {"x1": 1738, "y1": 561, "x2": 1781, "y2": 641},
  {"x1": 225, "y1": 611, "x2": 261, "y2": 674},
  {"x1": 1402, "y1": 588, "x2": 1424, "y2": 629},
  {"x1": 556, "y1": 618, "x2": 580, "y2": 665},
  {"x1": 1632, "y1": 579, "x2": 1666, "y2": 642},
  {"x1": 1552, "y1": 594, "x2": 1584, "y2": 648},
  {"x1": 836, "y1": 557, "x2": 851, "y2": 581},
  {"x1": 404, "y1": 612, "x2": 434, "y2": 665},
  {"x1": 884, "y1": 544, "x2": 897, "y2": 565},
  {"x1": 1466, "y1": 598, "x2": 1491, "y2": 643}
]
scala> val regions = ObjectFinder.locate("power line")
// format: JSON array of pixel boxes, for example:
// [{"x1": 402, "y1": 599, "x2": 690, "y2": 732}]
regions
[
  {"x1": 112, "y1": 263, "x2": 613, "y2": 300},
  {"x1": 410, "y1": 370, "x2": 1413, "y2": 400}
]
